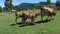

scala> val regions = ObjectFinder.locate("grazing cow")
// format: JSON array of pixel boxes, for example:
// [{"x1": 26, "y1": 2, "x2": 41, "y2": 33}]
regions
[
  {"x1": 40, "y1": 6, "x2": 56, "y2": 20},
  {"x1": 11, "y1": 10, "x2": 41, "y2": 24},
  {"x1": 22, "y1": 12, "x2": 41, "y2": 24}
]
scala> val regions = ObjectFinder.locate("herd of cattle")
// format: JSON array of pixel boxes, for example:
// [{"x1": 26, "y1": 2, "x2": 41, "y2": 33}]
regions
[{"x1": 11, "y1": 6, "x2": 56, "y2": 25}]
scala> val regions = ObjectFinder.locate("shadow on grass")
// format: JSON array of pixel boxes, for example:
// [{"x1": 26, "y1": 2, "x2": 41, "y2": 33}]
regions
[
  {"x1": 10, "y1": 22, "x2": 35, "y2": 27},
  {"x1": 10, "y1": 19, "x2": 53, "y2": 27},
  {"x1": 35, "y1": 19, "x2": 51, "y2": 23},
  {"x1": 10, "y1": 23, "x2": 23, "y2": 26},
  {"x1": 19, "y1": 23, "x2": 35, "y2": 27}
]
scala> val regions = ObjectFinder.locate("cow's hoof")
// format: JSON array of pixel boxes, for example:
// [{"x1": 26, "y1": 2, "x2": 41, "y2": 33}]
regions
[{"x1": 30, "y1": 23, "x2": 35, "y2": 25}]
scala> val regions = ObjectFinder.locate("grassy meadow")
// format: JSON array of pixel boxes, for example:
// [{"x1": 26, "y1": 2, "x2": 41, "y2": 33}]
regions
[{"x1": 0, "y1": 9, "x2": 60, "y2": 34}]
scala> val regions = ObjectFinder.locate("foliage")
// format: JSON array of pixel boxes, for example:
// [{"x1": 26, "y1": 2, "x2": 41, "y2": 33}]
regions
[
  {"x1": 3, "y1": 0, "x2": 59, "y2": 12},
  {"x1": 0, "y1": 6, "x2": 2, "y2": 12},
  {"x1": 56, "y1": 0, "x2": 60, "y2": 6},
  {"x1": 56, "y1": 0, "x2": 60, "y2": 10},
  {"x1": 4, "y1": 0, "x2": 13, "y2": 14},
  {"x1": 4, "y1": 0, "x2": 13, "y2": 9},
  {"x1": 2, "y1": 7, "x2": 9, "y2": 12},
  {"x1": 47, "y1": 0, "x2": 51, "y2": 7}
]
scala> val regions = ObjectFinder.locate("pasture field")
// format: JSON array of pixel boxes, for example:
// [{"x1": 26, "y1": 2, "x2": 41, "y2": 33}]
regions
[{"x1": 0, "y1": 10, "x2": 60, "y2": 34}]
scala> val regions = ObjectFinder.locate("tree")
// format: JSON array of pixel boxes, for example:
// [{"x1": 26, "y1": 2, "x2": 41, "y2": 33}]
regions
[
  {"x1": 31, "y1": 3, "x2": 35, "y2": 9},
  {"x1": 31, "y1": 4, "x2": 36, "y2": 12},
  {"x1": 56, "y1": 0, "x2": 60, "y2": 10},
  {"x1": 13, "y1": 6, "x2": 21, "y2": 11},
  {"x1": 47, "y1": 0, "x2": 51, "y2": 7},
  {"x1": 2, "y1": 7, "x2": 9, "y2": 12},
  {"x1": 0, "y1": 6, "x2": 2, "y2": 12},
  {"x1": 4, "y1": 0, "x2": 13, "y2": 14}
]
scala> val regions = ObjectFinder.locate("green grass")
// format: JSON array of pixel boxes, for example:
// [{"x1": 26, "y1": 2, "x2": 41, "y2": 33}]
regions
[{"x1": 0, "y1": 10, "x2": 60, "y2": 34}]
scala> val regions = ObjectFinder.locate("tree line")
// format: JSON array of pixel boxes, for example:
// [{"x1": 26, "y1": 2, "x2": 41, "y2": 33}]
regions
[{"x1": 0, "y1": 0, "x2": 60, "y2": 13}]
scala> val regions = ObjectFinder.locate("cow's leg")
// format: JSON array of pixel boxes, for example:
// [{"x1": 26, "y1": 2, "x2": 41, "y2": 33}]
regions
[
  {"x1": 41, "y1": 12, "x2": 44, "y2": 22},
  {"x1": 50, "y1": 15, "x2": 53, "y2": 20},
  {"x1": 41, "y1": 15, "x2": 43, "y2": 22},
  {"x1": 31, "y1": 18, "x2": 35, "y2": 24},
  {"x1": 50, "y1": 16, "x2": 52, "y2": 20},
  {"x1": 15, "y1": 17, "x2": 18, "y2": 25},
  {"x1": 46, "y1": 15, "x2": 49, "y2": 20},
  {"x1": 22, "y1": 18, "x2": 27, "y2": 25},
  {"x1": 52, "y1": 13, "x2": 56, "y2": 20},
  {"x1": 21, "y1": 18, "x2": 24, "y2": 26}
]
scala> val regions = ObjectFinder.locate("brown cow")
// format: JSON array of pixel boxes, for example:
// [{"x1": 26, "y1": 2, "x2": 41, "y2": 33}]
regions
[
  {"x1": 22, "y1": 12, "x2": 41, "y2": 24},
  {"x1": 40, "y1": 6, "x2": 56, "y2": 20},
  {"x1": 11, "y1": 10, "x2": 40, "y2": 24}
]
